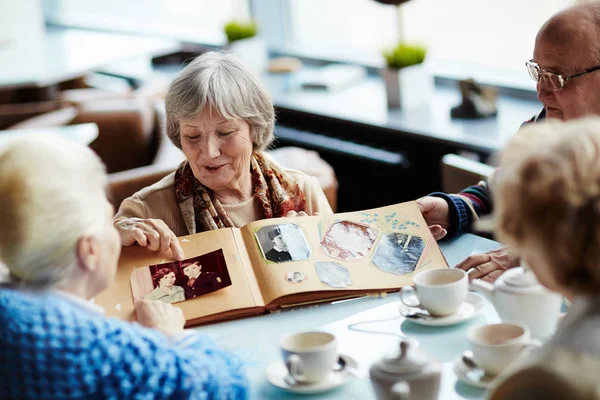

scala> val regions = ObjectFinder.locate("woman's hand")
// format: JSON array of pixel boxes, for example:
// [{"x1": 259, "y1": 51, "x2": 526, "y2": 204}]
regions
[
  {"x1": 416, "y1": 196, "x2": 449, "y2": 240},
  {"x1": 456, "y1": 247, "x2": 520, "y2": 282},
  {"x1": 114, "y1": 217, "x2": 184, "y2": 261},
  {"x1": 135, "y1": 299, "x2": 186, "y2": 336}
]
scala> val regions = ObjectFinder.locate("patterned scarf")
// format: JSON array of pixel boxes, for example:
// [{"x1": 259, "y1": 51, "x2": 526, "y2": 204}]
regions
[{"x1": 174, "y1": 152, "x2": 306, "y2": 233}]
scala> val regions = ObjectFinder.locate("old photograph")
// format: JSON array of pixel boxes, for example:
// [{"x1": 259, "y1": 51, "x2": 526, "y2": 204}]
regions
[
  {"x1": 130, "y1": 249, "x2": 232, "y2": 304},
  {"x1": 372, "y1": 233, "x2": 425, "y2": 275},
  {"x1": 256, "y1": 223, "x2": 311, "y2": 263},
  {"x1": 320, "y1": 220, "x2": 377, "y2": 261}
]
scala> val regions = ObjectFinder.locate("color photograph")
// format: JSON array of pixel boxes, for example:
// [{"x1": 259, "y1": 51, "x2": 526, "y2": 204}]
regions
[{"x1": 130, "y1": 249, "x2": 232, "y2": 304}]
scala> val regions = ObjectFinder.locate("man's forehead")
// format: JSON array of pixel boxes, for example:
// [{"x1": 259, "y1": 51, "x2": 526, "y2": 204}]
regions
[{"x1": 535, "y1": 10, "x2": 598, "y2": 68}]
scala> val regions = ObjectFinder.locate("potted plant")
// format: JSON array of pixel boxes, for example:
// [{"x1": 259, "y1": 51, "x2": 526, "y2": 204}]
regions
[
  {"x1": 380, "y1": 42, "x2": 432, "y2": 109},
  {"x1": 224, "y1": 20, "x2": 267, "y2": 72}
]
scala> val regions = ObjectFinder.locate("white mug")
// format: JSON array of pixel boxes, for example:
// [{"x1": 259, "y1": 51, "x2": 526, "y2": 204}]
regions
[
  {"x1": 400, "y1": 269, "x2": 468, "y2": 316},
  {"x1": 467, "y1": 322, "x2": 541, "y2": 376},
  {"x1": 280, "y1": 331, "x2": 338, "y2": 383}
]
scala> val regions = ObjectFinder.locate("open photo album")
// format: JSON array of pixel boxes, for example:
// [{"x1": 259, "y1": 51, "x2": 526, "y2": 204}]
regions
[{"x1": 95, "y1": 201, "x2": 449, "y2": 327}]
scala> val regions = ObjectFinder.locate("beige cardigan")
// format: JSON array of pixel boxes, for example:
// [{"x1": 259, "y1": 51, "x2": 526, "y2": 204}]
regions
[
  {"x1": 114, "y1": 168, "x2": 333, "y2": 236},
  {"x1": 489, "y1": 296, "x2": 600, "y2": 400}
]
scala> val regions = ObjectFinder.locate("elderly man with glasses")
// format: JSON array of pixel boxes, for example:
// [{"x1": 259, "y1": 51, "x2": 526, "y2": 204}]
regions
[{"x1": 417, "y1": 3, "x2": 600, "y2": 282}]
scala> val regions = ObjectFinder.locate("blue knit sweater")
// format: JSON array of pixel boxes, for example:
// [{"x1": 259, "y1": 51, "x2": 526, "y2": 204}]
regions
[{"x1": 0, "y1": 289, "x2": 249, "y2": 400}]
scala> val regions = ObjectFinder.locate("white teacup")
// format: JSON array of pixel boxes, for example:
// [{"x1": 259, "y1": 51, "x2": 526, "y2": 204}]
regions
[
  {"x1": 467, "y1": 322, "x2": 541, "y2": 376},
  {"x1": 400, "y1": 269, "x2": 468, "y2": 316},
  {"x1": 280, "y1": 331, "x2": 338, "y2": 384}
]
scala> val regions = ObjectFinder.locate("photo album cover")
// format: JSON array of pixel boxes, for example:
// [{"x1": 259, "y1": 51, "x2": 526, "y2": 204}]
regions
[{"x1": 94, "y1": 201, "x2": 449, "y2": 327}]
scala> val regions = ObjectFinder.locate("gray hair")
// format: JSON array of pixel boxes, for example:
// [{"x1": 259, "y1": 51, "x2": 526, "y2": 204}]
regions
[
  {"x1": 165, "y1": 51, "x2": 275, "y2": 151},
  {"x1": 0, "y1": 135, "x2": 109, "y2": 287}
]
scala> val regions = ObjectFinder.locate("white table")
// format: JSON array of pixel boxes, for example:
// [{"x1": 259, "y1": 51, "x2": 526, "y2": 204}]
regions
[
  {"x1": 0, "y1": 123, "x2": 99, "y2": 147},
  {"x1": 0, "y1": 29, "x2": 180, "y2": 90},
  {"x1": 193, "y1": 233, "x2": 503, "y2": 399}
]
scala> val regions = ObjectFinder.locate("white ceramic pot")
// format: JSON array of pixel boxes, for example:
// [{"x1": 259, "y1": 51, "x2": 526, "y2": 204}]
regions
[
  {"x1": 228, "y1": 36, "x2": 268, "y2": 73},
  {"x1": 380, "y1": 64, "x2": 433, "y2": 109}
]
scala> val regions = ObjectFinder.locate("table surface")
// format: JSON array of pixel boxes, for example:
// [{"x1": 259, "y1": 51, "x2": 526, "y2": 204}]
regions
[
  {"x1": 0, "y1": 123, "x2": 99, "y2": 147},
  {"x1": 264, "y1": 72, "x2": 542, "y2": 155},
  {"x1": 193, "y1": 233, "x2": 503, "y2": 399},
  {"x1": 0, "y1": 30, "x2": 180, "y2": 90}
]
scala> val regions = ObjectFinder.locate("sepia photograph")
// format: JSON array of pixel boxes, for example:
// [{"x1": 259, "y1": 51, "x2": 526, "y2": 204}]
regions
[
  {"x1": 256, "y1": 223, "x2": 311, "y2": 264},
  {"x1": 320, "y1": 220, "x2": 377, "y2": 261},
  {"x1": 130, "y1": 249, "x2": 232, "y2": 304}
]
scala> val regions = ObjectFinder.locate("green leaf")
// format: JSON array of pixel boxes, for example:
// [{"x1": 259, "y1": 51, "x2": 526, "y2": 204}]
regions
[
  {"x1": 224, "y1": 20, "x2": 258, "y2": 43},
  {"x1": 381, "y1": 42, "x2": 427, "y2": 69}
]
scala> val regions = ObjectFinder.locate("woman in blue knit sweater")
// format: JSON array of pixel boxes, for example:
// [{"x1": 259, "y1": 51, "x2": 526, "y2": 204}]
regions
[{"x1": 0, "y1": 135, "x2": 249, "y2": 399}]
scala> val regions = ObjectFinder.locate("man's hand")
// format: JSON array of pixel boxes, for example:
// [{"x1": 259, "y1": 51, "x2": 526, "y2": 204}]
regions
[
  {"x1": 456, "y1": 247, "x2": 520, "y2": 282},
  {"x1": 416, "y1": 196, "x2": 449, "y2": 240}
]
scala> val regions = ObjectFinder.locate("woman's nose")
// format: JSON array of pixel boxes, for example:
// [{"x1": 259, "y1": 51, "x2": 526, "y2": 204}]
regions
[{"x1": 204, "y1": 135, "x2": 221, "y2": 159}]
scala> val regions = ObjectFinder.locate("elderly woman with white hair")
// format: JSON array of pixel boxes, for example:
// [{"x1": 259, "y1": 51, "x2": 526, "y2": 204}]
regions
[
  {"x1": 0, "y1": 135, "x2": 248, "y2": 399},
  {"x1": 113, "y1": 51, "x2": 332, "y2": 258}
]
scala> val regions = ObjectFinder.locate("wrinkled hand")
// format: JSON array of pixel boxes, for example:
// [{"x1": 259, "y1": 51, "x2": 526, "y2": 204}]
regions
[
  {"x1": 285, "y1": 211, "x2": 310, "y2": 217},
  {"x1": 114, "y1": 217, "x2": 184, "y2": 261},
  {"x1": 456, "y1": 247, "x2": 520, "y2": 283},
  {"x1": 416, "y1": 196, "x2": 449, "y2": 241},
  {"x1": 136, "y1": 299, "x2": 185, "y2": 336}
]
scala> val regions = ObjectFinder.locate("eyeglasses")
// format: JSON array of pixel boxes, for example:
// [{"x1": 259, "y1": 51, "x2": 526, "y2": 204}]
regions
[{"x1": 526, "y1": 59, "x2": 600, "y2": 91}]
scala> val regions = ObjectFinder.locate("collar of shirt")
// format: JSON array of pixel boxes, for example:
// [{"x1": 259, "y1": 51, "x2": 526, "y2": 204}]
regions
[{"x1": 53, "y1": 290, "x2": 106, "y2": 315}]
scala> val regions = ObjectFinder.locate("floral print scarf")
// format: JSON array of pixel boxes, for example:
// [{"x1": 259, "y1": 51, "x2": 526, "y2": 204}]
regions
[{"x1": 174, "y1": 152, "x2": 306, "y2": 233}]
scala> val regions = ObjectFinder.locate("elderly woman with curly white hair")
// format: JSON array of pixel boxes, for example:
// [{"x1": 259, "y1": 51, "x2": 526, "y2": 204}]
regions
[
  {"x1": 0, "y1": 135, "x2": 248, "y2": 399},
  {"x1": 487, "y1": 117, "x2": 600, "y2": 400},
  {"x1": 114, "y1": 52, "x2": 332, "y2": 259}
]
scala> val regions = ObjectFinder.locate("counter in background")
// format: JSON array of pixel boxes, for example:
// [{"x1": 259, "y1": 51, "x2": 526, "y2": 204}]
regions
[{"x1": 264, "y1": 72, "x2": 541, "y2": 211}]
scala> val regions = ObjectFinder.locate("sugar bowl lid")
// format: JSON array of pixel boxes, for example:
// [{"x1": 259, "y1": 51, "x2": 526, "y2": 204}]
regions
[{"x1": 377, "y1": 338, "x2": 433, "y2": 375}]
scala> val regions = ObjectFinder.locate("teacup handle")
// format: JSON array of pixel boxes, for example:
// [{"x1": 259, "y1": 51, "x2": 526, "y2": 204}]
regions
[
  {"x1": 285, "y1": 354, "x2": 303, "y2": 381},
  {"x1": 391, "y1": 381, "x2": 410, "y2": 400},
  {"x1": 524, "y1": 338, "x2": 543, "y2": 351},
  {"x1": 400, "y1": 286, "x2": 421, "y2": 308}
]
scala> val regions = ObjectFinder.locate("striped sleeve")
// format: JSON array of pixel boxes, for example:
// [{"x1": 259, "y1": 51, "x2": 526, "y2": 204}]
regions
[{"x1": 429, "y1": 180, "x2": 493, "y2": 238}]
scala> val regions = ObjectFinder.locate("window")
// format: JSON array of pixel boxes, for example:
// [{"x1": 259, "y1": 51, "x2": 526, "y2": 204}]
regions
[
  {"x1": 277, "y1": 0, "x2": 575, "y2": 81},
  {"x1": 401, "y1": 0, "x2": 574, "y2": 71},
  {"x1": 288, "y1": 0, "x2": 398, "y2": 64},
  {"x1": 44, "y1": 0, "x2": 250, "y2": 45}
]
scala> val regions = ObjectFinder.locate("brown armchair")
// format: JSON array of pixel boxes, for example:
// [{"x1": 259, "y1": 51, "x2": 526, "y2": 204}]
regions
[
  {"x1": 6, "y1": 97, "x2": 177, "y2": 175},
  {"x1": 108, "y1": 164, "x2": 175, "y2": 210}
]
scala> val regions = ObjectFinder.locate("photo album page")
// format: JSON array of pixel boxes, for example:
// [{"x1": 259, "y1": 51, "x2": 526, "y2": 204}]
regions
[
  {"x1": 94, "y1": 227, "x2": 264, "y2": 326},
  {"x1": 242, "y1": 201, "x2": 449, "y2": 307},
  {"x1": 94, "y1": 201, "x2": 448, "y2": 326}
]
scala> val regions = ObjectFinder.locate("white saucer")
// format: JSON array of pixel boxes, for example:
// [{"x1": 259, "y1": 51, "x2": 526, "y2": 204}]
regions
[
  {"x1": 453, "y1": 353, "x2": 497, "y2": 389},
  {"x1": 265, "y1": 354, "x2": 357, "y2": 394},
  {"x1": 399, "y1": 292, "x2": 484, "y2": 327}
]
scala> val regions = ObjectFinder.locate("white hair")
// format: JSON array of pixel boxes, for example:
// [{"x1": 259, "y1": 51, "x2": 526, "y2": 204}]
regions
[
  {"x1": 0, "y1": 135, "x2": 108, "y2": 287},
  {"x1": 165, "y1": 51, "x2": 275, "y2": 151}
]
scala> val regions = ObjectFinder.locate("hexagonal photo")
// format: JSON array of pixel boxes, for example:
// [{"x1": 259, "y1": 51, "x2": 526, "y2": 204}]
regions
[
  {"x1": 320, "y1": 220, "x2": 377, "y2": 261},
  {"x1": 372, "y1": 233, "x2": 425, "y2": 275},
  {"x1": 256, "y1": 223, "x2": 311, "y2": 264},
  {"x1": 314, "y1": 261, "x2": 352, "y2": 288}
]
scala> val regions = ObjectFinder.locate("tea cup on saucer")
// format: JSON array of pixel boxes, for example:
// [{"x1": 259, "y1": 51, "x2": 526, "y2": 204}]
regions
[
  {"x1": 280, "y1": 331, "x2": 338, "y2": 384},
  {"x1": 400, "y1": 269, "x2": 468, "y2": 317},
  {"x1": 466, "y1": 322, "x2": 541, "y2": 376}
]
